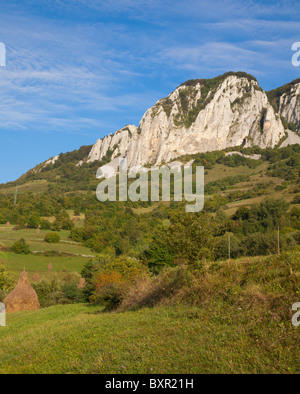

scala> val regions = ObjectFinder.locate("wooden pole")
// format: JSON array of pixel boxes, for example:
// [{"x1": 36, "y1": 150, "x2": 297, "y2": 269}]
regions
[{"x1": 228, "y1": 233, "x2": 231, "y2": 260}]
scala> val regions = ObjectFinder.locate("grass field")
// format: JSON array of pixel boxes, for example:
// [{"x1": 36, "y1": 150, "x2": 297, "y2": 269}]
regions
[
  {"x1": 1, "y1": 253, "x2": 90, "y2": 280},
  {"x1": 0, "y1": 180, "x2": 49, "y2": 195},
  {"x1": 0, "y1": 224, "x2": 93, "y2": 280},
  {"x1": 0, "y1": 252, "x2": 299, "y2": 374},
  {"x1": 204, "y1": 162, "x2": 268, "y2": 184},
  {"x1": 0, "y1": 301, "x2": 298, "y2": 374}
]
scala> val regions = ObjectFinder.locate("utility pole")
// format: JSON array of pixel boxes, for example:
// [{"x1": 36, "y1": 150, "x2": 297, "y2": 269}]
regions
[
  {"x1": 228, "y1": 233, "x2": 231, "y2": 260},
  {"x1": 14, "y1": 186, "x2": 18, "y2": 206}
]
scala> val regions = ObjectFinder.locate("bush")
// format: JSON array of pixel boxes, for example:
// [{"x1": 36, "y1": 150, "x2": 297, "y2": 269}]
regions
[
  {"x1": 40, "y1": 219, "x2": 52, "y2": 230},
  {"x1": 10, "y1": 239, "x2": 30, "y2": 254},
  {"x1": 0, "y1": 263, "x2": 14, "y2": 292},
  {"x1": 119, "y1": 266, "x2": 192, "y2": 311},
  {"x1": 27, "y1": 214, "x2": 41, "y2": 229},
  {"x1": 91, "y1": 256, "x2": 150, "y2": 309},
  {"x1": 0, "y1": 289, "x2": 7, "y2": 302},
  {"x1": 120, "y1": 251, "x2": 300, "y2": 315},
  {"x1": 145, "y1": 212, "x2": 215, "y2": 273},
  {"x1": 244, "y1": 232, "x2": 278, "y2": 256},
  {"x1": 214, "y1": 233, "x2": 245, "y2": 260},
  {"x1": 44, "y1": 232, "x2": 60, "y2": 243},
  {"x1": 52, "y1": 210, "x2": 74, "y2": 231},
  {"x1": 32, "y1": 276, "x2": 84, "y2": 307},
  {"x1": 42, "y1": 291, "x2": 70, "y2": 307},
  {"x1": 61, "y1": 282, "x2": 84, "y2": 303}
]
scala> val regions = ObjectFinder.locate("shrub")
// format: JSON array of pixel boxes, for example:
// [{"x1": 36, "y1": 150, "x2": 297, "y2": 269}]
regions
[
  {"x1": 40, "y1": 219, "x2": 52, "y2": 230},
  {"x1": 42, "y1": 291, "x2": 70, "y2": 307},
  {"x1": 81, "y1": 259, "x2": 101, "y2": 301},
  {"x1": 120, "y1": 251, "x2": 300, "y2": 316},
  {"x1": 119, "y1": 266, "x2": 192, "y2": 311},
  {"x1": 244, "y1": 232, "x2": 278, "y2": 256},
  {"x1": 0, "y1": 289, "x2": 7, "y2": 302},
  {"x1": 10, "y1": 239, "x2": 30, "y2": 254},
  {"x1": 44, "y1": 232, "x2": 60, "y2": 243},
  {"x1": 91, "y1": 256, "x2": 150, "y2": 309},
  {"x1": 145, "y1": 212, "x2": 215, "y2": 273},
  {"x1": 61, "y1": 282, "x2": 84, "y2": 303},
  {"x1": 27, "y1": 214, "x2": 41, "y2": 229},
  {"x1": 32, "y1": 276, "x2": 84, "y2": 307},
  {"x1": 214, "y1": 233, "x2": 245, "y2": 260},
  {"x1": 52, "y1": 210, "x2": 74, "y2": 231},
  {"x1": 0, "y1": 263, "x2": 14, "y2": 292}
]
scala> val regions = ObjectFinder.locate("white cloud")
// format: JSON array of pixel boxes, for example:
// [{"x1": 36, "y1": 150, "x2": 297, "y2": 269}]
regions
[{"x1": 0, "y1": 0, "x2": 299, "y2": 136}]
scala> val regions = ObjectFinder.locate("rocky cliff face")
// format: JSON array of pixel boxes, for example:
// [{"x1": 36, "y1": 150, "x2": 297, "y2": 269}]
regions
[
  {"x1": 83, "y1": 72, "x2": 299, "y2": 169},
  {"x1": 278, "y1": 82, "x2": 300, "y2": 132}
]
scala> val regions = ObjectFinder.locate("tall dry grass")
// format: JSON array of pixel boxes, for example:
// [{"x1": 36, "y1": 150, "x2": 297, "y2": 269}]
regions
[{"x1": 119, "y1": 252, "x2": 300, "y2": 322}]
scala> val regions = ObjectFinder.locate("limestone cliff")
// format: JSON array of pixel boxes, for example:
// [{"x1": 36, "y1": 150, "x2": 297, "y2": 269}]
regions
[
  {"x1": 85, "y1": 72, "x2": 287, "y2": 169},
  {"x1": 278, "y1": 81, "x2": 300, "y2": 132}
]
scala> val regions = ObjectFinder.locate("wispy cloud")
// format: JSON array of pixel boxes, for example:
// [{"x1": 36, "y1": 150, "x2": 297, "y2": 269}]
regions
[
  {"x1": 0, "y1": 12, "x2": 163, "y2": 134},
  {"x1": 0, "y1": 0, "x2": 299, "y2": 183}
]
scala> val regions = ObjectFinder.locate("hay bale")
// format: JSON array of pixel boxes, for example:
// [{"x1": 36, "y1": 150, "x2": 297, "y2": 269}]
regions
[
  {"x1": 32, "y1": 273, "x2": 39, "y2": 282},
  {"x1": 4, "y1": 271, "x2": 40, "y2": 313},
  {"x1": 6, "y1": 221, "x2": 10, "y2": 227},
  {"x1": 77, "y1": 278, "x2": 86, "y2": 289}
]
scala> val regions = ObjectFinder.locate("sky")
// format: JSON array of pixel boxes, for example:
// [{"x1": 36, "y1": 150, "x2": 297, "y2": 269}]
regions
[{"x1": 0, "y1": 0, "x2": 299, "y2": 183}]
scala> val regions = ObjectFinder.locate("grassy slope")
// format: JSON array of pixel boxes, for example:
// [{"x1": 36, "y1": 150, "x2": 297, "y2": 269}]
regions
[
  {"x1": 0, "y1": 180, "x2": 49, "y2": 195},
  {"x1": 0, "y1": 301, "x2": 298, "y2": 374},
  {"x1": 2, "y1": 253, "x2": 89, "y2": 280},
  {"x1": 0, "y1": 253, "x2": 299, "y2": 374},
  {"x1": 0, "y1": 224, "x2": 92, "y2": 280}
]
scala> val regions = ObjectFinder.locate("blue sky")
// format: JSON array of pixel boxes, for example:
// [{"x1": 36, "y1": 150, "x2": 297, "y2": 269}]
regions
[{"x1": 0, "y1": 0, "x2": 299, "y2": 183}]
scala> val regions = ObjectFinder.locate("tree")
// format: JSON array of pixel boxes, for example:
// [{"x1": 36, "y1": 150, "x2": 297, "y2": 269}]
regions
[
  {"x1": 92, "y1": 256, "x2": 149, "y2": 309},
  {"x1": 27, "y1": 214, "x2": 41, "y2": 229},
  {"x1": 0, "y1": 263, "x2": 14, "y2": 291},
  {"x1": 81, "y1": 259, "x2": 101, "y2": 301},
  {"x1": 44, "y1": 232, "x2": 60, "y2": 244},
  {"x1": 10, "y1": 239, "x2": 30, "y2": 254},
  {"x1": 146, "y1": 212, "x2": 215, "y2": 273},
  {"x1": 52, "y1": 210, "x2": 74, "y2": 231}
]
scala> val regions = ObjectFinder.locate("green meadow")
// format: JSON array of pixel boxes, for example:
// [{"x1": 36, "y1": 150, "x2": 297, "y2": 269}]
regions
[{"x1": 0, "y1": 224, "x2": 92, "y2": 280}]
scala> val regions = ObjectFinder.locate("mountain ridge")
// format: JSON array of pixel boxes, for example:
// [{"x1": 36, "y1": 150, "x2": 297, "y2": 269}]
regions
[
  {"x1": 3, "y1": 71, "x2": 300, "y2": 185},
  {"x1": 82, "y1": 71, "x2": 299, "y2": 171}
]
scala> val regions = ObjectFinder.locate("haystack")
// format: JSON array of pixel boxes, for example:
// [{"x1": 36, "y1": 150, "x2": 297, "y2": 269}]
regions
[
  {"x1": 48, "y1": 262, "x2": 53, "y2": 271},
  {"x1": 77, "y1": 277, "x2": 86, "y2": 289},
  {"x1": 32, "y1": 273, "x2": 39, "y2": 282},
  {"x1": 4, "y1": 270, "x2": 40, "y2": 313}
]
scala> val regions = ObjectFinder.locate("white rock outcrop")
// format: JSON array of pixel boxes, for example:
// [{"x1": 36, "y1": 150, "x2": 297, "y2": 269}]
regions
[
  {"x1": 82, "y1": 73, "x2": 294, "y2": 170},
  {"x1": 278, "y1": 82, "x2": 300, "y2": 131}
]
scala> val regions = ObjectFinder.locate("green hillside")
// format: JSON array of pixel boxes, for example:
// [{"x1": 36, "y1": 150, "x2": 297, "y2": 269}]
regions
[
  {"x1": 0, "y1": 252, "x2": 299, "y2": 374},
  {"x1": 0, "y1": 143, "x2": 299, "y2": 375}
]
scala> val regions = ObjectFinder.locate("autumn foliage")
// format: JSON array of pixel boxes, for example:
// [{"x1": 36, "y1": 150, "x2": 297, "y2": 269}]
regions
[{"x1": 91, "y1": 255, "x2": 150, "y2": 308}]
